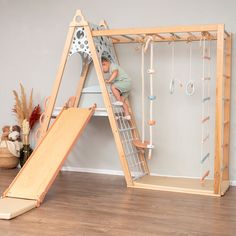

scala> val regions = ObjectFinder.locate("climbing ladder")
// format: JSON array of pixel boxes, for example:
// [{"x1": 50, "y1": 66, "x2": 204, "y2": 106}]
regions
[{"x1": 108, "y1": 89, "x2": 148, "y2": 180}]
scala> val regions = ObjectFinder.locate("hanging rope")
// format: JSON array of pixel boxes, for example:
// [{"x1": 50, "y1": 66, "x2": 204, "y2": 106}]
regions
[
  {"x1": 135, "y1": 36, "x2": 155, "y2": 159},
  {"x1": 169, "y1": 41, "x2": 175, "y2": 94},
  {"x1": 169, "y1": 41, "x2": 182, "y2": 94},
  {"x1": 147, "y1": 38, "x2": 155, "y2": 159},
  {"x1": 185, "y1": 41, "x2": 195, "y2": 96}
]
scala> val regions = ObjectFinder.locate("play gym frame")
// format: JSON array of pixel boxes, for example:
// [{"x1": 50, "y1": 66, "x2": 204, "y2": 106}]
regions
[
  {"x1": 34, "y1": 10, "x2": 233, "y2": 198},
  {"x1": 37, "y1": 10, "x2": 232, "y2": 197}
]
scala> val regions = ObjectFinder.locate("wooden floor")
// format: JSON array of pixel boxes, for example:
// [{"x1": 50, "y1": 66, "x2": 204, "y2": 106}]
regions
[{"x1": 1, "y1": 169, "x2": 236, "y2": 236}]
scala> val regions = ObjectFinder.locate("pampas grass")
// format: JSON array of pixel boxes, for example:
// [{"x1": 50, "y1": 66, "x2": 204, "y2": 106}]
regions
[{"x1": 12, "y1": 83, "x2": 35, "y2": 128}]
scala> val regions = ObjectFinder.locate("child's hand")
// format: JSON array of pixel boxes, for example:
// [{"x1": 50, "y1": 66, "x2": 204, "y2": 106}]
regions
[{"x1": 106, "y1": 80, "x2": 111, "y2": 84}]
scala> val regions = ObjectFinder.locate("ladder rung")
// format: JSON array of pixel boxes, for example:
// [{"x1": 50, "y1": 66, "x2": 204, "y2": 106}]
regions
[
  {"x1": 132, "y1": 173, "x2": 147, "y2": 181},
  {"x1": 221, "y1": 165, "x2": 228, "y2": 172},
  {"x1": 128, "y1": 161, "x2": 145, "y2": 170},
  {"x1": 121, "y1": 35, "x2": 135, "y2": 41},
  {"x1": 221, "y1": 143, "x2": 229, "y2": 148},
  {"x1": 110, "y1": 36, "x2": 120, "y2": 42},
  {"x1": 126, "y1": 150, "x2": 141, "y2": 157},
  {"x1": 119, "y1": 127, "x2": 135, "y2": 132},
  {"x1": 203, "y1": 56, "x2": 211, "y2": 60},
  {"x1": 202, "y1": 116, "x2": 210, "y2": 123},
  {"x1": 223, "y1": 74, "x2": 230, "y2": 79},
  {"x1": 202, "y1": 97, "x2": 210, "y2": 102},
  {"x1": 223, "y1": 98, "x2": 230, "y2": 102},
  {"x1": 224, "y1": 120, "x2": 229, "y2": 125},
  {"x1": 200, "y1": 170, "x2": 210, "y2": 183},
  {"x1": 202, "y1": 134, "x2": 209, "y2": 143},
  {"x1": 202, "y1": 77, "x2": 211, "y2": 81},
  {"x1": 200, "y1": 153, "x2": 210, "y2": 164},
  {"x1": 122, "y1": 138, "x2": 135, "y2": 144},
  {"x1": 155, "y1": 34, "x2": 166, "y2": 40}
]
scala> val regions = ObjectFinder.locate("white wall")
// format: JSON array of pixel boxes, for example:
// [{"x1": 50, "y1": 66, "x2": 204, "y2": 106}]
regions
[{"x1": 0, "y1": 0, "x2": 235, "y2": 181}]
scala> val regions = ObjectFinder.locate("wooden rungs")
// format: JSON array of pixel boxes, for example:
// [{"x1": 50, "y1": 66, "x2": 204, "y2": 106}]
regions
[
  {"x1": 119, "y1": 127, "x2": 135, "y2": 132},
  {"x1": 110, "y1": 36, "x2": 120, "y2": 42},
  {"x1": 200, "y1": 153, "x2": 210, "y2": 164},
  {"x1": 201, "y1": 31, "x2": 213, "y2": 40},
  {"x1": 133, "y1": 140, "x2": 150, "y2": 149},
  {"x1": 223, "y1": 120, "x2": 229, "y2": 125},
  {"x1": 126, "y1": 150, "x2": 141, "y2": 157},
  {"x1": 223, "y1": 74, "x2": 230, "y2": 79},
  {"x1": 202, "y1": 134, "x2": 209, "y2": 144},
  {"x1": 223, "y1": 98, "x2": 230, "y2": 102},
  {"x1": 200, "y1": 170, "x2": 210, "y2": 183},
  {"x1": 155, "y1": 34, "x2": 166, "y2": 40},
  {"x1": 224, "y1": 50, "x2": 231, "y2": 56},
  {"x1": 221, "y1": 165, "x2": 228, "y2": 172},
  {"x1": 187, "y1": 32, "x2": 198, "y2": 40},
  {"x1": 221, "y1": 143, "x2": 229, "y2": 148},
  {"x1": 170, "y1": 32, "x2": 181, "y2": 40},
  {"x1": 204, "y1": 56, "x2": 211, "y2": 60},
  {"x1": 202, "y1": 97, "x2": 210, "y2": 102},
  {"x1": 202, "y1": 116, "x2": 210, "y2": 123},
  {"x1": 202, "y1": 77, "x2": 211, "y2": 81},
  {"x1": 121, "y1": 35, "x2": 135, "y2": 41}
]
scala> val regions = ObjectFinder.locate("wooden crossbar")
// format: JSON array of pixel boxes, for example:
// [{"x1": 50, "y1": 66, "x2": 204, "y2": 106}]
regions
[{"x1": 92, "y1": 25, "x2": 219, "y2": 37}]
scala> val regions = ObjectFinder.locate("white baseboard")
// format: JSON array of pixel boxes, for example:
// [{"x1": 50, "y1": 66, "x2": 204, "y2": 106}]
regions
[
  {"x1": 61, "y1": 166, "x2": 236, "y2": 186},
  {"x1": 61, "y1": 166, "x2": 124, "y2": 176}
]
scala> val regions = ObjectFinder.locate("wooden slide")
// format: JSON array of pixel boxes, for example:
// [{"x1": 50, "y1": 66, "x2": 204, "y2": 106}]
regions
[{"x1": 0, "y1": 107, "x2": 95, "y2": 219}]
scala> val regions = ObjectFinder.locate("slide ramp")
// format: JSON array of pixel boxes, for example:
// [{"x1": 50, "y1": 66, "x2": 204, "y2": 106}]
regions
[{"x1": 0, "y1": 107, "x2": 94, "y2": 219}]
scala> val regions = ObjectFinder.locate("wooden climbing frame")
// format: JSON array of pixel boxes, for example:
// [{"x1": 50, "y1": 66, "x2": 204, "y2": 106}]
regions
[{"x1": 38, "y1": 10, "x2": 232, "y2": 196}]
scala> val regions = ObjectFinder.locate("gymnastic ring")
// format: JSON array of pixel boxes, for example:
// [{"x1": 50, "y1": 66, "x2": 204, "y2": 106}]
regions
[
  {"x1": 169, "y1": 79, "x2": 175, "y2": 94},
  {"x1": 185, "y1": 80, "x2": 195, "y2": 96}
]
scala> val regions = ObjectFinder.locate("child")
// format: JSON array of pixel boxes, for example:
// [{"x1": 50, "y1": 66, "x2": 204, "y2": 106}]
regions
[{"x1": 101, "y1": 57, "x2": 131, "y2": 120}]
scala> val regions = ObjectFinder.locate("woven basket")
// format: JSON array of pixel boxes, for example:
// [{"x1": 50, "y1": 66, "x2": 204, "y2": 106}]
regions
[{"x1": 0, "y1": 141, "x2": 19, "y2": 169}]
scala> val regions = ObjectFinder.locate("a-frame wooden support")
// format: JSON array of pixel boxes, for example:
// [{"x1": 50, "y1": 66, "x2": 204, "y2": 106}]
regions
[{"x1": 37, "y1": 10, "x2": 149, "y2": 187}]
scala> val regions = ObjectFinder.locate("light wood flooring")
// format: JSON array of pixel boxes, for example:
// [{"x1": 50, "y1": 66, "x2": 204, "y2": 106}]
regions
[{"x1": 0, "y1": 169, "x2": 236, "y2": 236}]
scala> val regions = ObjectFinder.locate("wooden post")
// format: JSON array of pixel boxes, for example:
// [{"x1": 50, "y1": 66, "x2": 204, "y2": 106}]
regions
[
  {"x1": 74, "y1": 62, "x2": 91, "y2": 107},
  {"x1": 38, "y1": 23, "x2": 77, "y2": 142},
  {"x1": 214, "y1": 24, "x2": 225, "y2": 195},
  {"x1": 222, "y1": 33, "x2": 232, "y2": 182},
  {"x1": 83, "y1": 24, "x2": 133, "y2": 186}
]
